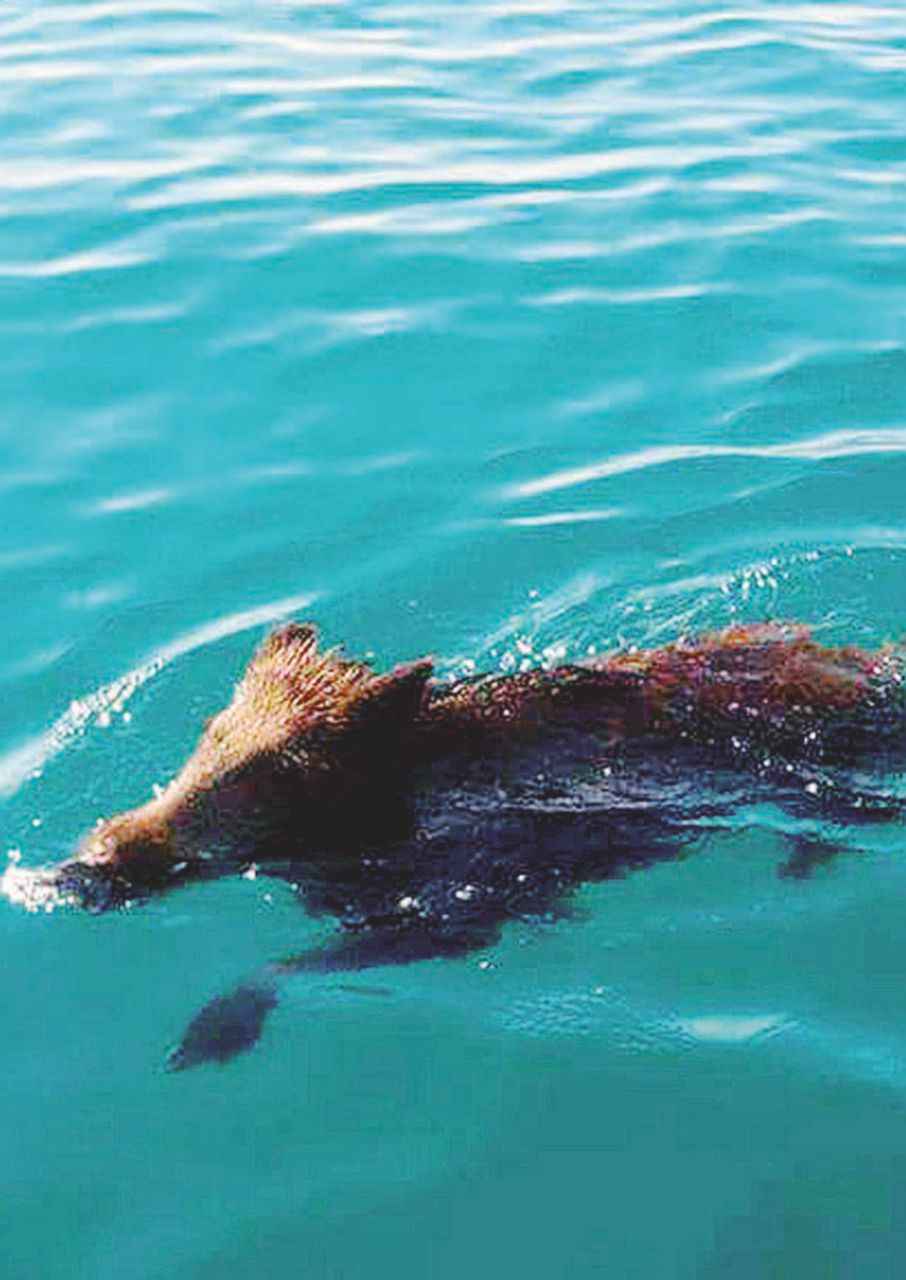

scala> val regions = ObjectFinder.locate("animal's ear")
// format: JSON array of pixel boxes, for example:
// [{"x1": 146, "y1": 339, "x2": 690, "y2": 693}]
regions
[
  {"x1": 354, "y1": 659, "x2": 433, "y2": 727},
  {"x1": 258, "y1": 621, "x2": 319, "y2": 662}
]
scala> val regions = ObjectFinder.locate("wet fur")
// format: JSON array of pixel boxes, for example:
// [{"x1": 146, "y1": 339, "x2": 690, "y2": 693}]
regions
[{"x1": 44, "y1": 621, "x2": 906, "y2": 1068}]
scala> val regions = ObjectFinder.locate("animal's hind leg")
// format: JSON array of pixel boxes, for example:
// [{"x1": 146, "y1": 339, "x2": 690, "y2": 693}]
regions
[
  {"x1": 777, "y1": 832, "x2": 851, "y2": 880},
  {"x1": 767, "y1": 760, "x2": 903, "y2": 878}
]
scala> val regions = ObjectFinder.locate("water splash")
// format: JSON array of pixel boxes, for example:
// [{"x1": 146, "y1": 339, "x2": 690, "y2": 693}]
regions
[{"x1": 0, "y1": 591, "x2": 317, "y2": 801}]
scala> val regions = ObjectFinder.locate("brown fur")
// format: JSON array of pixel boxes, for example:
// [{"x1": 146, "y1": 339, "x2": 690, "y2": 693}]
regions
[
  {"x1": 77, "y1": 623, "x2": 433, "y2": 878},
  {"x1": 73, "y1": 620, "x2": 902, "y2": 883},
  {"x1": 48, "y1": 617, "x2": 906, "y2": 1069}
]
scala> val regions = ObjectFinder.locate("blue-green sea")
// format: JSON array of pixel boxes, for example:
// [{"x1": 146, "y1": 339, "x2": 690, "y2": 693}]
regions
[{"x1": 3, "y1": 1, "x2": 906, "y2": 1275}]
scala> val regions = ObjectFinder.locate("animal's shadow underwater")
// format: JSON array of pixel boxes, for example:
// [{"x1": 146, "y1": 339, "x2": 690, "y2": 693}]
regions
[{"x1": 7, "y1": 620, "x2": 906, "y2": 1070}]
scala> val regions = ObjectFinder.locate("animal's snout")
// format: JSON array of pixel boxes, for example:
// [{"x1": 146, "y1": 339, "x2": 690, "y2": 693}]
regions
[
  {"x1": 0, "y1": 857, "x2": 134, "y2": 914},
  {"x1": 51, "y1": 859, "x2": 136, "y2": 912}
]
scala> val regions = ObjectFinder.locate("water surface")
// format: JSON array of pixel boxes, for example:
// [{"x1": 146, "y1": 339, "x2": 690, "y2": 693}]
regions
[{"x1": 3, "y1": 1, "x2": 906, "y2": 1275}]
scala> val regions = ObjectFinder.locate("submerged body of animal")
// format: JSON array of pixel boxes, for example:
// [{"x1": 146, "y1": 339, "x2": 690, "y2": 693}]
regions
[{"x1": 23, "y1": 621, "x2": 906, "y2": 1068}]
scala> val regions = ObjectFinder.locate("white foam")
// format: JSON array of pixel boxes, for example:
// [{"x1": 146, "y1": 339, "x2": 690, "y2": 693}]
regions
[{"x1": 0, "y1": 591, "x2": 317, "y2": 800}]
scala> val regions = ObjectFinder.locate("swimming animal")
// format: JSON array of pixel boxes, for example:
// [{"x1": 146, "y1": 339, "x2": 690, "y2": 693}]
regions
[{"x1": 23, "y1": 621, "x2": 906, "y2": 1069}]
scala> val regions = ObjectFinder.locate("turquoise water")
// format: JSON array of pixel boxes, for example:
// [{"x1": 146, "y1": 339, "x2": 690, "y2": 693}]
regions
[{"x1": 3, "y1": 0, "x2": 906, "y2": 1273}]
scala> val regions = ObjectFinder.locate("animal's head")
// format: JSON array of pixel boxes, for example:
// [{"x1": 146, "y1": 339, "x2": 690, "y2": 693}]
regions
[
  {"x1": 159, "y1": 623, "x2": 435, "y2": 837},
  {"x1": 59, "y1": 623, "x2": 434, "y2": 897},
  {"x1": 76, "y1": 804, "x2": 178, "y2": 881},
  {"x1": 15, "y1": 801, "x2": 185, "y2": 913}
]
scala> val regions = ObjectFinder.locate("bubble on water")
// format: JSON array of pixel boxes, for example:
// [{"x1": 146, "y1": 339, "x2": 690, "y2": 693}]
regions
[
  {"x1": 1, "y1": 863, "x2": 70, "y2": 914},
  {"x1": 0, "y1": 591, "x2": 318, "y2": 800}
]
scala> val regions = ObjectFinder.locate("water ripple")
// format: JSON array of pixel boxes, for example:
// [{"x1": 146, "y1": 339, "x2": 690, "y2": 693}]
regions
[
  {"x1": 503, "y1": 429, "x2": 906, "y2": 501},
  {"x1": 4, "y1": 0, "x2": 906, "y2": 1266},
  {"x1": 0, "y1": 591, "x2": 317, "y2": 801}
]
